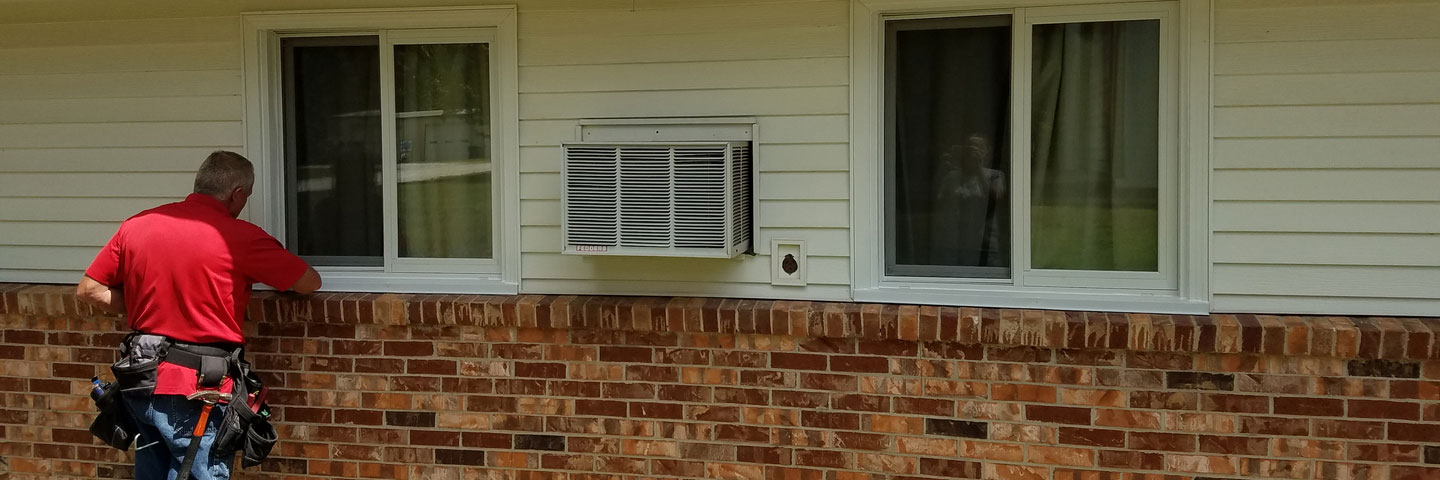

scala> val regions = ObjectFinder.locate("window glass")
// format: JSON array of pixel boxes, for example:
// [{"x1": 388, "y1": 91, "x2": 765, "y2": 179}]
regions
[
  {"x1": 394, "y1": 43, "x2": 493, "y2": 259},
  {"x1": 282, "y1": 37, "x2": 383, "y2": 266},
  {"x1": 1030, "y1": 20, "x2": 1160, "y2": 271},
  {"x1": 885, "y1": 16, "x2": 1013, "y2": 278}
]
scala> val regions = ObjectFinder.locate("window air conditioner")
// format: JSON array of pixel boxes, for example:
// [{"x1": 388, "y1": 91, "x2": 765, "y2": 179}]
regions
[{"x1": 562, "y1": 142, "x2": 753, "y2": 258}]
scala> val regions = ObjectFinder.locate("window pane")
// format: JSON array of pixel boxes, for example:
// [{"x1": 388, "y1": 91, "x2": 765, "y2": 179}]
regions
[
  {"x1": 886, "y1": 16, "x2": 1012, "y2": 278},
  {"x1": 394, "y1": 43, "x2": 493, "y2": 259},
  {"x1": 283, "y1": 37, "x2": 383, "y2": 266},
  {"x1": 1031, "y1": 20, "x2": 1160, "y2": 272}
]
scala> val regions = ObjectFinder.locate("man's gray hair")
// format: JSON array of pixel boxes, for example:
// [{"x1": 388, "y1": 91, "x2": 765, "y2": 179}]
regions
[{"x1": 193, "y1": 151, "x2": 254, "y2": 197}]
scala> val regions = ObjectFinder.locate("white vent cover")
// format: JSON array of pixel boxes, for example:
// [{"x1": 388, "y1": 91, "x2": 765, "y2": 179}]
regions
[{"x1": 563, "y1": 142, "x2": 752, "y2": 258}]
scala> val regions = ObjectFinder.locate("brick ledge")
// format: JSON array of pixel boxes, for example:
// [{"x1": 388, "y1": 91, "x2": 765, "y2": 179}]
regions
[{"x1": 3, "y1": 283, "x2": 1436, "y2": 360}]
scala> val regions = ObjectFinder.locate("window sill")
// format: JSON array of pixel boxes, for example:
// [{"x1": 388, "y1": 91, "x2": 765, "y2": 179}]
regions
[
  {"x1": 856, "y1": 283, "x2": 1207, "y2": 315},
  {"x1": 303, "y1": 269, "x2": 517, "y2": 295}
]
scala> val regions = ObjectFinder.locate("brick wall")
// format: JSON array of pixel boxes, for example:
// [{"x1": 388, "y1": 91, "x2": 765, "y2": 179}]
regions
[{"x1": 1, "y1": 283, "x2": 1437, "y2": 479}]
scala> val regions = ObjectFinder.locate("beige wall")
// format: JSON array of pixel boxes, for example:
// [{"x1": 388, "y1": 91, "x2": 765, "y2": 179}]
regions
[
  {"x1": 1209, "y1": 0, "x2": 1440, "y2": 316},
  {"x1": 2, "y1": 0, "x2": 1437, "y2": 315}
]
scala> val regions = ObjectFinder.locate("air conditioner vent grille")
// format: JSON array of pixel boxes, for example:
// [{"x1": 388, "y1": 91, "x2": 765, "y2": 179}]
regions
[{"x1": 563, "y1": 142, "x2": 752, "y2": 258}]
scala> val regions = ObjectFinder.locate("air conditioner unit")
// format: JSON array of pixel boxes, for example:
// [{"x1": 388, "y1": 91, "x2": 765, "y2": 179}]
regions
[{"x1": 562, "y1": 142, "x2": 753, "y2": 258}]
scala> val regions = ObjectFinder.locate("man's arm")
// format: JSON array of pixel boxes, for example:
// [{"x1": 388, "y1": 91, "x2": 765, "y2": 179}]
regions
[
  {"x1": 289, "y1": 267, "x2": 322, "y2": 295},
  {"x1": 76, "y1": 275, "x2": 126, "y2": 315}
]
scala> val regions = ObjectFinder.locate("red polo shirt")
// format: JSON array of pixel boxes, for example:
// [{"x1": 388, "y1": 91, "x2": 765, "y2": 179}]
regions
[{"x1": 86, "y1": 194, "x2": 309, "y2": 396}]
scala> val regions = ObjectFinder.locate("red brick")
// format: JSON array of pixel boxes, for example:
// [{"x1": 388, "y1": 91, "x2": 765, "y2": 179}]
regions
[
  {"x1": 772, "y1": 353, "x2": 827, "y2": 371},
  {"x1": 1128, "y1": 432, "x2": 1195, "y2": 452},
  {"x1": 830, "y1": 355, "x2": 888, "y2": 373},
  {"x1": 1389, "y1": 422, "x2": 1440, "y2": 442},
  {"x1": 382, "y1": 341, "x2": 432, "y2": 356},
  {"x1": 1348, "y1": 399, "x2": 1420, "y2": 420},
  {"x1": 1274, "y1": 397, "x2": 1343, "y2": 417},
  {"x1": 1058, "y1": 427, "x2": 1124, "y2": 448},
  {"x1": 1198, "y1": 435, "x2": 1268, "y2": 456},
  {"x1": 1201, "y1": 394, "x2": 1270, "y2": 414}
]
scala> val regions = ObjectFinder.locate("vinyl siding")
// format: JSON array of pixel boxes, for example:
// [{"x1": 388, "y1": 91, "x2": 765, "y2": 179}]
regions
[
  {"x1": 0, "y1": 0, "x2": 852, "y2": 301},
  {"x1": 0, "y1": 16, "x2": 244, "y2": 283},
  {"x1": 1210, "y1": 0, "x2": 1440, "y2": 316}
]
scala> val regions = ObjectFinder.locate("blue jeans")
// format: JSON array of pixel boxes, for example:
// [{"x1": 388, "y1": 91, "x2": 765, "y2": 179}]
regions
[{"x1": 123, "y1": 393, "x2": 231, "y2": 480}]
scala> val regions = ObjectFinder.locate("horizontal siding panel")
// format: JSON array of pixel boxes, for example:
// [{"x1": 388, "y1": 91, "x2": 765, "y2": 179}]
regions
[
  {"x1": 1213, "y1": 232, "x2": 1440, "y2": 267},
  {"x1": 1213, "y1": 72, "x2": 1440, "y2": 107},
  {"x1": 518, "y1": 25, "x2": 847, "y2": 66},
  {"x1": 519, "y1": 57, "x2": 847, "y2": 93},
  {"x1": 0, "y1": 43, "x2": 239, "y2": 75},
  {"x1": 0, "y1": 96, "x2": 242, "y2": 124},
  {"x1": 521, "y1": 226, "x2": 849, "y2": 256},
  {"x1": 1211, "y1": 294, "x2": 1440, "y2": 317},
  {"x1": 2, "y1": 148, "x2": 220, "y2": 172},
  {"x1": 1215, "y1": 4, "x2": 1440, "y2": 44},
  {"x1": 519, "y1": 278, "x2": 851, "y2": 301},
  {"x1": 1214, "y1": 38, "x2": 1440, "y2": 75},
  {"x1": 520, "y1": 199, "x2": 561, "y2": 226},
  {"x1": 1213, "y1": 138, "x2": 1440, "y2": 169},
  {"x1": 0, "y1": 245, "x2": 98, "y2": 270},
  {"x1": 1213, "y1": 105, "x2": 1440, "y2": 138},
  {"x1": 518, "y1": 0, "x2": 845, "y2": 37},
  {"x1": 0, "y1": 172, "x2": 194, "y2": 198},
  {"x1": 0, "y1": 198, "x2": 176, "y2": 222},
  {"x1": 521, "y1": 253, "x2": 849, "y2": 284},
  {"x1": 758, "y1": 115, "x2": 849, "y2": 144},
  {"x1": 519, "y1": 121, "x2": 578, "y2": 147},
  {"x1": 1212, "y1": 201, "x2": 1440, "y2": 234},
  {"x1": 1213, "y1": 169, "x2": 1440, "y2": 201},
  {"x1": 0, "y1": 221, "x2": 118, "y2": 247},
  {"x1": 755, "y1": 227, "x2": 850, "y2": 256},
  {"x1": 0, "y1": 70, "x2": 241, "y2": 100},
  {"x1": 758, "y1": 143, "x2": 849, "y2": 172},
  {"x1": 519, "y1": 172, "x2": 558, "y2": 200},
  {"x1": 519, "y1": 146, "x2": 562, "y2": 173},
  {"x1": 0, "y1": 269, "x2": 81, "y2": 285},
  {"x1": 757, "y1": 201, "x2": 848, "y2": 228},
  {"x1": 0, "y1": 17, "x2": 238, "y2": 48},
  {"x1": 0, "y1": 122, "x2": 242, "y2": 148},
  {"x1": 519, "y1": 86, "x2": 848, "y2": 120},
  {"x1": 1213, "y1": 264, "x2": 1440, "y2": 299},
  {"x1": 758, "y1": 172, "x2": 848, "y2": 200}
]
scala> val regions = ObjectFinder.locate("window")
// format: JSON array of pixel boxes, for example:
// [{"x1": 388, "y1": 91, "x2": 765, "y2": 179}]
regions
[
  {"x1": 243, "y1": 9, "x2": 519, "y2": 293},
  {"x1": 854, "y1": 1, "x2": 1208, "y2": 312}
]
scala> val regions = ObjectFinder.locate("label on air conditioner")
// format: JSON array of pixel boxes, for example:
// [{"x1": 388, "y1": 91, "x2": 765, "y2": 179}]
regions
[{"x1": 575, "y1": 245, "x2": 608, "y2": 253}]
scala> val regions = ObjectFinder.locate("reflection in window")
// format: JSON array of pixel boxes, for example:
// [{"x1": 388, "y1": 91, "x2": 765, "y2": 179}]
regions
[
  {"x1": 886, "y1": 16, "x2": 1012, "y2": 278},
  {"x1": 394, "y1": 43, "x2": 493, "y2": 259},
  {"x1": 282, "y1": 36, "x2": 383, "y2": 266}
]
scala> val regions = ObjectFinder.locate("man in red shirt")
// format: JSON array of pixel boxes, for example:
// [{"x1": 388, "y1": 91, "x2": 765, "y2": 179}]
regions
[{"x1": 78, "y1": 151, "x2": 321, "y2": 480}]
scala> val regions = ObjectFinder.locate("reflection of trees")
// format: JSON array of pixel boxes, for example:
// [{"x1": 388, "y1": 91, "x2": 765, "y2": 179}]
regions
[{"x1": 394, "y1": 43, "x2": 491, "y2": 161}]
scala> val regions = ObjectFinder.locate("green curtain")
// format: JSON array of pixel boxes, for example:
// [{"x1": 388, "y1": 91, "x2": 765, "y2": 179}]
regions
[{"x1": 1030, "y1": 20, "x2": 1160, "y2": 272}]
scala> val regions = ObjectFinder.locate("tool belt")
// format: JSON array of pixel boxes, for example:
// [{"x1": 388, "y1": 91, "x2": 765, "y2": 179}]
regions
[{"x1": 89, "y1": 332, "x2": 278, "y2": 472}]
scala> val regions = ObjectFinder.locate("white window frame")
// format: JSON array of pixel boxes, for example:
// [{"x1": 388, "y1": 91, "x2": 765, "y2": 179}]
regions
[
  {"x1": 851, "y1": 0, "x2": 1211, "y2": 314},
  {"x1": 242, "y1": 7, "x2": 521, "y2": 294}
]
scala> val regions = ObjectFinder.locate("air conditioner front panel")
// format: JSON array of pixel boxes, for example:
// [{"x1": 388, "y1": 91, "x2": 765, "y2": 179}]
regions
[{"x1": 563, "y1": 141, "x2": 751, "y2": 258}]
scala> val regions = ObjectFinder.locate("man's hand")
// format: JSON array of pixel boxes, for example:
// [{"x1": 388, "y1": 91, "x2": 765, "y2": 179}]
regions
[
  {"x1": 76, "y1": 275, "x2": 126, "y2": 315},
  {"x1": 289, "y1": 267, "x2": 322, "y2": 295}
]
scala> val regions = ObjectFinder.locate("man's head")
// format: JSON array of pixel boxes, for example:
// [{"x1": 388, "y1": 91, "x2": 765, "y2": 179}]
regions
[{"x1": 193, "y1": 151, "x2": 254, "y2": 218}]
